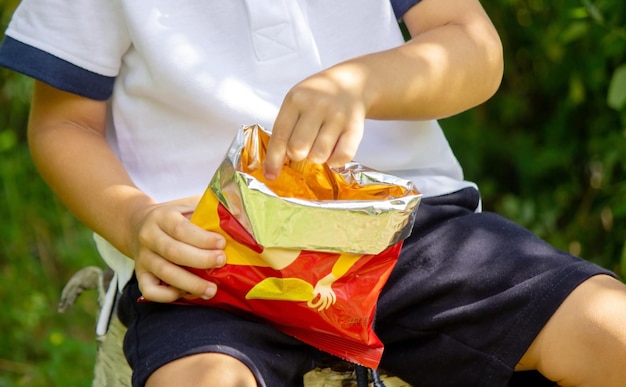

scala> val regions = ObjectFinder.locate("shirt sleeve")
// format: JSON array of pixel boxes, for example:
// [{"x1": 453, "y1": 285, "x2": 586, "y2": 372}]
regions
[
  {"x1": 390, "y1": 0, "x2": 422, "y2": 20},
  {"x1": 0, "y1": 0, "x2": 130, "y2": 100}
]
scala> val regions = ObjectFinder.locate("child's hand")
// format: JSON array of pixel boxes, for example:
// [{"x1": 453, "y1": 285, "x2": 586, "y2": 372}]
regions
[
  {"x1": 263, "y1": 64, "x2": 369, "y2": 180},
  {"x1": 130, "y1": 196, "x2": 226, "y2": 303}
]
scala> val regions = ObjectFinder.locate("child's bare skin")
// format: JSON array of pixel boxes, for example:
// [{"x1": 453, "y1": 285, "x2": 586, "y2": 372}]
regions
[{"x1": 21, "y1": 0, "x2": 626, "y2": 385}]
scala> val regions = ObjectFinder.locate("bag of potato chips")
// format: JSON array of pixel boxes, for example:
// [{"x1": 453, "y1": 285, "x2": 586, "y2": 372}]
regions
[{"x1": 184, "y1": 124, "x2": 421, "y2": 368}]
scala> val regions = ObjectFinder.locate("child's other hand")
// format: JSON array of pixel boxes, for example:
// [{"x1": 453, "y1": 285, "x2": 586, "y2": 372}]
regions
[
  {"x1": 263, "y1": 64, "x2": 369, "y2": 180},
  {"x1": 130, "y1": 196, "x2": 226, "y2": 303}
]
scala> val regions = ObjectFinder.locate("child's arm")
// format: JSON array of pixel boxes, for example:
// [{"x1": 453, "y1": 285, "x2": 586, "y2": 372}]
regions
[
  {"x1": 28, "y1": 81, "x2": 225, "y2": 303},
  {"x1": 264, "y1": 0, "x2": 503, "y2": 179}
]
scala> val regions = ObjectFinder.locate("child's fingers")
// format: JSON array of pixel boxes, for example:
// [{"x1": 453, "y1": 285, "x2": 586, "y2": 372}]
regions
[
  {"x1": 164, "y1": 206, "x2": 226, "y2": 250},
  {"x1": 326, "y1": 117, "x2": 364, "y2": 167},
  {"x1": 136, "y1": 260, "x2": 217, "y2": 303},
  {"x1": 266, "y1": 70, "x2": 367, "y2": 176},
  {"x1": 135, "y1": 270, "x2": 181, "y2": 303},
  {"x1": 264, "y1": 103, "x2": 298, "y2": 180},
  {"x1": 306, "y1": 108, "x2": 361, "y2": 165},
  {"x1": 153, "y1": 238, "x2": 226, "y2": 270},
  {"x1": 135, "y1": 205, "x2": 226, "y2": 270},
  {"x1": 284, "y1": 113, "x2": 324, "y2": 162},
  {"x1": 131, "y1": 204, "x2": 226, "y2": 303},
  {"x1": 158, "y1": 214, "x2": 227, "y2": 269}
]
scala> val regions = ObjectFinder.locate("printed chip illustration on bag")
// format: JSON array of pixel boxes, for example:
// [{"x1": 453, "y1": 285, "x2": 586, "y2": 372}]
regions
[
  {"x1": 246, "y1": 249, "x2": 364, "y2": 312},
  {"x1": 184, "y1": 124, "x2": 421, "y2": 368}
]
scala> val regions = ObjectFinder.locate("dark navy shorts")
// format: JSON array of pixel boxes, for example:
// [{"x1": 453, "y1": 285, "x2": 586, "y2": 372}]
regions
[{"x1": 118, "y1": 187, "x2": 614, "y2": 386}]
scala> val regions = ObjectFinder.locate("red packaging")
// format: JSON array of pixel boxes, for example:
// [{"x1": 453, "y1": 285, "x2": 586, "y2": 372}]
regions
[
  {"x1": 187, "y1": 191, "x2": 403, "y2": 368},
  {"x1": 181, "y1": 125, "x2": 421, "y2": 368}
]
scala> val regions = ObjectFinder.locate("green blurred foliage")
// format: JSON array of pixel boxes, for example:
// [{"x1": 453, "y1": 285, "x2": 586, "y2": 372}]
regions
[
  {"x1": 0, "y1": 0, "x2": 625, "y2": 385},
  {"x1": 1, "y1": 0, "x2": 100, "y2": 386},
  {"x1": 441, "y1": 0, "x2": 626, "y2": 275}
]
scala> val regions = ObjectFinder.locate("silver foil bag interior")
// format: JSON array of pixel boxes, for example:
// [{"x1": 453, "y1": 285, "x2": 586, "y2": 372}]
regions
[{"x1": 209, "y1": 124, "x2": 422, "y2": 254}]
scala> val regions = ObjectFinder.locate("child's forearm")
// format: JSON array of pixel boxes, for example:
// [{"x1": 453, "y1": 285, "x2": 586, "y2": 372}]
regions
[
  {"x1": 263, "y1": 0, "x2": 503, "y2": 178},
  {"x1": 28, "y1": 81, "x2": 154, "y2": 258},
  {"x1": 338, "y1": 0, "x2": 503, "y2": 121}
]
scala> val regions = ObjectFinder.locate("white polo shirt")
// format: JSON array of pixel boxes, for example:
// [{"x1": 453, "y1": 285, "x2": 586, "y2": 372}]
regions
[{"x1": 1, "y1": 0, "x2": 478, "y2": 304}]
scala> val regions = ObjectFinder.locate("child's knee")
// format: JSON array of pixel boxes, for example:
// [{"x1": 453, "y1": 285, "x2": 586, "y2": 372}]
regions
[
  {"x1": 519, "y1": 274, "x2": 626, "y2": 386},
  {"x1": 146, "y1": 352, "x2": 257, "y2": 387}
]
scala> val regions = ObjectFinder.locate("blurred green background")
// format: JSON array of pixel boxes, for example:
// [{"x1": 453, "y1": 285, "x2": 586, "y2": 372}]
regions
[{"x1": 1, "y1": 0, "x2": 625, "y2": 385}]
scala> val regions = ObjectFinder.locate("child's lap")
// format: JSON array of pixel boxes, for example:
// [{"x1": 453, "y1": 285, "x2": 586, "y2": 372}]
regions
[
  {"x1": 118, "y1": 187, "x2": 612, "y2": 386},
  {"x1": 375, "y1": 188, "x2": 612, "y2": 385},
  {"x1": 118, "y1": 281, "x2": 325, "y2": 386}
]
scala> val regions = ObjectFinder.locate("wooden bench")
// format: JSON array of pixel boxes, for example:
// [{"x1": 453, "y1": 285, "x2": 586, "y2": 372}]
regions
[{"x1": 59, "y1": 266, "x2": 411, "y2": 387}]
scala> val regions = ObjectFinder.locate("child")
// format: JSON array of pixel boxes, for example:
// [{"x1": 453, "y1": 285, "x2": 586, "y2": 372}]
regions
[{"x1": 2, "y1": 0, "x2": 625, "y2": 386}]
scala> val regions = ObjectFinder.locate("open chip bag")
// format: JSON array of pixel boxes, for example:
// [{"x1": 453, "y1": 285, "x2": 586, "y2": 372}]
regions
[{"x1": 184, "y1": 124, "x2": 421, "y2": 368}]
